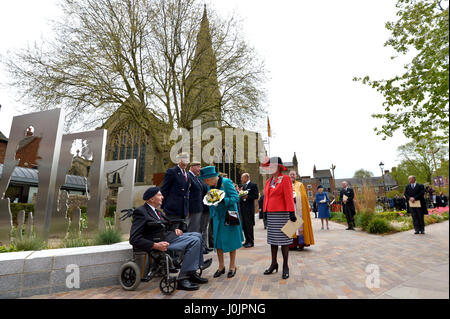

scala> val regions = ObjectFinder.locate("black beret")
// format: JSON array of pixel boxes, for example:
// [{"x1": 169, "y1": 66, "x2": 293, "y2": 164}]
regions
[
  {"x1": 317, "y1": 185, "x2": 324, "y2": 190},
  {"x1": 143, "y1": 186, "x2": 160, "y2": 201}
]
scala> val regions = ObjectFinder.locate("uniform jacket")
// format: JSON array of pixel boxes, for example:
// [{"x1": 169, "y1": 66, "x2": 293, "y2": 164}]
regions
[
  {"x1": 129, "y1": 204, "x2": 179, "y2": 252},
  {"x1": 161, "y1": 165, "x2": 191, "y2": 218},
  {"x1": 263, "y1": 173, "x2": 295, "y2": 213},
  {"x1": 188, "y1": 171, "x2": 204, "y2": 214}
]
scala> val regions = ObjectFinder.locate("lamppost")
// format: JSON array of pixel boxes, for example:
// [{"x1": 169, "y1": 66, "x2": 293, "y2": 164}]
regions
[{"x1": 379, "y1": 162, "x2": 387, "y2": 211}]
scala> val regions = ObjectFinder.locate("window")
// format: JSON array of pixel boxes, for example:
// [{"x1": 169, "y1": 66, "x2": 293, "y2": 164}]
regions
[
  {"x1": 374, "y1": 187, "x2": 379, "y2": 193},
  {"x1": 321, "y1": 178, "x2": 330, "y2": 187},
  {"x1": 307, "y1": 184, "x2": 312, "y2": 189},
  {"x1": 308, "y1": 191, "x2": 313, "y2": 198},
  {"x1": 137, "y1": 143, "x2": 146, "y2": 182}
]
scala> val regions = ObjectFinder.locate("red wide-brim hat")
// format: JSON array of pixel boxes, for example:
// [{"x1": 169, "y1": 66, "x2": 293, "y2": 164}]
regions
[{"x1": 261, "y1": 156, "x2": 287, "y2": 171}]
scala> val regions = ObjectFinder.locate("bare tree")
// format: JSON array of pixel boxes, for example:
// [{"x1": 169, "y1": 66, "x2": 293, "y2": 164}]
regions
[{"x1": 2, "y1": 0, "x2": 267, "y2": 167}]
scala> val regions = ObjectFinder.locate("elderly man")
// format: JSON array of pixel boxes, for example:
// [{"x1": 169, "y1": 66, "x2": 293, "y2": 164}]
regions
[
  {"x1": 339, "y1": 181, "x2": 356, "y2": 230},
  {"x1": 187, "y1": 162, "x2": 213, "y2": 254},
  {"x1": 161, "y1": 152, "x2": 191, "y2": 225},
  {"x1": 404, "y1": 176, "x2": 427, "y2": 234},
  {"x1": 239, "y1": 173, "x2": 259, "y2": 248},
  {"x1": 129, "y1": 187, "x2": 212, "y2": 291}
]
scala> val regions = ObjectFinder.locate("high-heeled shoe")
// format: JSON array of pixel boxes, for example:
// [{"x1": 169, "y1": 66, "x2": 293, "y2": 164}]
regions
[
  {"x1": 263, "y1": 264, "x2": 278, "y2": 275},
  {"x1": 282, "y1": 266, "x2": 289, "y2": 279},
  {"x1": 213, "y1": 267, "x2": 225, "y2": 278}
]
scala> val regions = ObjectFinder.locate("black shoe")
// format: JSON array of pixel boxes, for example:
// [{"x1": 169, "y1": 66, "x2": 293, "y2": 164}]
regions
[
  {"x1": 244, "y1": 243, "x2": 254, "y2": 248},
  {"x1": 177, "y1": 279, "x2": 199, "y2": 291},
  {"x1": 227, "y1": 268, "x2": 237, "y2": 278},
  {"x1": 213, "y1": 268, "x2": 225, "y2": 278},
  {"x1": 200, "y1": 258, "x2": 212, "y2": 271},
  {"x1": 420, "y1": 231, "x2": 425, "y2": 234},
  {"x1": 282, "y1": 266, "x2": 289, "y2": 279},
  {"x1": 206, "y1": 247, "x2": 213, "y2": 252},
  {"x1": 346, "y1": 227, "x2": 352, "y2": 230},
  {"x1": 264, "y1": 264, "x2": 278, "y2": 275},
  {"x1": 414, "y1": 231, "x2": 420, "y2": 234},
  {"x1": 189, "y1": 272, "x2": 208, "y2": 284}
]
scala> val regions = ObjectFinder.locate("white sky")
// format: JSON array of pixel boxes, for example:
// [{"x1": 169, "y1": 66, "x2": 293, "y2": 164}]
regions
[{"x1": 0, "y1": 0, "x2": 411, "y2": 179}]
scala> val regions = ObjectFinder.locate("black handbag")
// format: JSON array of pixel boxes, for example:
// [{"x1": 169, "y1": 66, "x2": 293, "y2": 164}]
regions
[{"x1": 225, "y1": 201, "x2": 240, "y2": 226}]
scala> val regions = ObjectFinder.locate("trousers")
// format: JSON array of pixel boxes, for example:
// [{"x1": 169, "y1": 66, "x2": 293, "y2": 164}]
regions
[{"x1": 167, "y1": 232, "x2": 204, "y2": 278}]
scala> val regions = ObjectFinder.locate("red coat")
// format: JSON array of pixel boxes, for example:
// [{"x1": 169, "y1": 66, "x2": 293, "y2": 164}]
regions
[{"x1": 263, "y1": 173, "x2": 295, "y2": 213}]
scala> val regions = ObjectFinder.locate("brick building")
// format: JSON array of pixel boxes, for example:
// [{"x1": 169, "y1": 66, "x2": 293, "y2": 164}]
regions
[
  {"x1": 300, "y1": 165, "x2": 336, "y2": 206},
  {"x1": 0, "y1": 131, "x2": 7, "y2": 164}
]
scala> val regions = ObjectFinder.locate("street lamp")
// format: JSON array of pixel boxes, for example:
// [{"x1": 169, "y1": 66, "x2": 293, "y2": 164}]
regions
[{"x1": 379, "y1": 162, "x2": 387, "y2": 211}]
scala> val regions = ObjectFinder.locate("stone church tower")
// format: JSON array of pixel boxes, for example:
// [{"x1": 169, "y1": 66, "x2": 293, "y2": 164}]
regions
[{"x1": 183, "y1": 5, "x2": 222, "y2": 128}]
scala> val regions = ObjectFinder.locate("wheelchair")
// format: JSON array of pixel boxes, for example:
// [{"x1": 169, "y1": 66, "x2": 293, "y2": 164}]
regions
[{"x1": 118, "y1": 208, "x2": 202, "y2": 295}]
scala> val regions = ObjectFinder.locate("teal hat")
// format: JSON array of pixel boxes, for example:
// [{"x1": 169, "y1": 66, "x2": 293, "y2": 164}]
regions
[{"x1": 198, "y1": 166, "x2": 220, "y2": 179}]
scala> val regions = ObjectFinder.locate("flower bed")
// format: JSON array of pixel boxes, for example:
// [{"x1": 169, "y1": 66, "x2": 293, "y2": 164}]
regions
[{"x1": 330, "y1": 207, "x2": 449, "y2": 234}]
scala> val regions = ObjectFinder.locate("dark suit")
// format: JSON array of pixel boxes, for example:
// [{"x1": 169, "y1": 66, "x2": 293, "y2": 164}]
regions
[
  {"x1": 440, "y1": 195, "x2": 448, "y2": 207},
  {"x1": 340, "y1": 187, "x2": 356, "y2": 228},
  {"x1": 129, "y1": 203, "x2": 205, "y2": 277},
  {"x1": 187, "y1": 171, "x2": 204, "y2": 233},
  {"x1": 404, "y1": 183, "x2": 427, "y2": 232},
  {"x1": 239, "y1": 181, "x2": 259, "y2": 245},
  {"x1": 161, "y1": 166, "x2": 191, "y2": 219}
]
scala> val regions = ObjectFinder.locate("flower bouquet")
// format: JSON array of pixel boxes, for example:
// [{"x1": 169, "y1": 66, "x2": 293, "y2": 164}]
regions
[
  {"x1": 239, "y1": 190, "x2": 249, "y2": 198},
  {"x1": 203, "y1": 189, "x2": 225, "y2": 206}
]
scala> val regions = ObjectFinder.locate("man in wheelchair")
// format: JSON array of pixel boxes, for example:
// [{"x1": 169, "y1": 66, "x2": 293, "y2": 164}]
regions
[{"x1": 130, "y1": 186, "x2": 212, "y2": 291}]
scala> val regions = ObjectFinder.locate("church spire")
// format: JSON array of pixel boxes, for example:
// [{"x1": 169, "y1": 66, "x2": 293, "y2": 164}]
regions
[{"x1": 183, "y1": 5, "x2": 222, "y2": 128}]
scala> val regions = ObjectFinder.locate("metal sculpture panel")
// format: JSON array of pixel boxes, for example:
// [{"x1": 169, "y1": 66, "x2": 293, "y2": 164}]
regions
[
  {"x1": 104, "y1": 159, "x2": 136, "y2": 234},
  {"x1": 0, "y1": 109, "x2": 64, "y2": 241}
]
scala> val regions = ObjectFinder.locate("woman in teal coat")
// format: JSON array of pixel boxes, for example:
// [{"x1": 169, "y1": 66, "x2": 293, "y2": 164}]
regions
[{"x1": 199, "y1": 166, "x2": 244, "y2": 278}]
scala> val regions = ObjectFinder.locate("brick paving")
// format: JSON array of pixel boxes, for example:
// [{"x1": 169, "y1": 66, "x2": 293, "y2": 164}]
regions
[{"x1": 25, "y1": 216, "x2": 449, "y2": 299}]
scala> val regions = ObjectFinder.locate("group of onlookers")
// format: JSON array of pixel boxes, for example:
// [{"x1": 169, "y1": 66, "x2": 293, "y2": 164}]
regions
[{"x1": 129, "y1": 152, "x2": 446, "y2": 292}]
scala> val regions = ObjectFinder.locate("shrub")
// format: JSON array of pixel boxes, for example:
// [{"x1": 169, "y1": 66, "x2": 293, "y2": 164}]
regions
[
  {"x1": 367, "y1": 217, "x2": 392, "y2": 234},
  {"x1": 376, "y1": 211, "x2": 400, "y2": 220},
  {"x1": 9, "y1": 236, "x2": 47, "y2": 252},
  {"x1": 355, "y1": 210, "x2": 375, "y2": 231},
  {"x1": 0, "y1": 245, "x2": 9, "y2": 253},
  {"x1": 60, "y1": 235, "x2": 92, "y2": 248},
  {"x1": 442, "y1": 212, "x2": 449, "y2": 220},
  {"x1": 94, "y1": 227, "x2": 122, "y2": 245}
]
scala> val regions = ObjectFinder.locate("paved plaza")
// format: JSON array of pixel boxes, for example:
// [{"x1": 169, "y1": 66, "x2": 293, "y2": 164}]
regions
[{"x1": 25, "y1": 215, "x2": 449, "y2": 299}]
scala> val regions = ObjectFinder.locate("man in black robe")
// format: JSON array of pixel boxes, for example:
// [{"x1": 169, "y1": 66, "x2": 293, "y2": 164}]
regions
[{"x1": 339, "y1": 181, "x2": 356, "y2": 230}]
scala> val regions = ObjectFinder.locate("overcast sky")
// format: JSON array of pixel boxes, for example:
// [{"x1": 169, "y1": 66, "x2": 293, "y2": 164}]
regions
[{"x1": 0, "y1": 0, "x2": 412, "y2": 179}]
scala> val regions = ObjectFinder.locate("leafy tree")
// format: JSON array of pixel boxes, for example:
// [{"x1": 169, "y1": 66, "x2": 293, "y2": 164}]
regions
[
  {"x1": 2, "y1": 0, "x2": 266, "y2": 169},
  {"x1": 391, "y1": 140, "x2": 449, "y2": 191},
  {"x1": 354, "y1": 0, "x2": 449, "y2": 143},
  {"x1": 353, "y1": 169, "x2": 374, "y2": 179}
]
